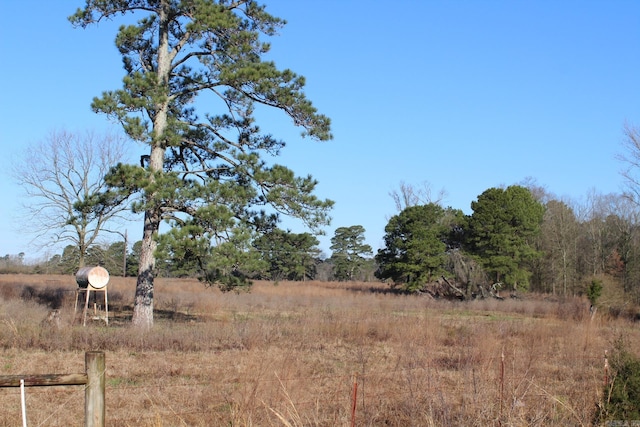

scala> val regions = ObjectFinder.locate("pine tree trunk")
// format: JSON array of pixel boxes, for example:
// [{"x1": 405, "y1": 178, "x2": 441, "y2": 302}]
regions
[
  {"x1": 131, "y1": 1, "x2": 171, "y2": 328},
  {"x1": 131, "y1": 208, "x2": 160, "y2": 327}
]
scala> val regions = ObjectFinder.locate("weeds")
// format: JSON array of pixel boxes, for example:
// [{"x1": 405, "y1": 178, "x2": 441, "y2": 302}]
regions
[
  {"x1": 0, "y1": 274, "x2": 639, "y2": 426},
  {"x1": 595, "y1": 336, "x2": 640, "y2": 424}
]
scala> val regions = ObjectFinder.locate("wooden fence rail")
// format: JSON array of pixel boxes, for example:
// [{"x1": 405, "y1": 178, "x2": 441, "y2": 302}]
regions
[{"x1": 0, "y1": 351, "x2": 105, "y2": 427}]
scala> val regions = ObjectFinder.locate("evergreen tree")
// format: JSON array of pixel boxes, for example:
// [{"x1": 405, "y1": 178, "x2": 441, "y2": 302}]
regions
[
  {"x1": 467, "y1": 185, "x2": 544, "y2": 290},
  {"x1": 58, "y1": 245, "x2": 82, "y2": 275},
  {"x1": 253, "y1": 229, "x2": 320, "y2": 281},
  {"x1": 375, "y1": 204, "x2": 449, "y2": 291},
  {"x1": 126, "y1": 241, "x2": 142, "y2": 277},
  {"x1": 102, "y1": 241, "x2": 128, "y2": 277},
  {"x1": 70, "y1": 1, "x2": 333, "y2": 326},
  {"x1": 329, "y1": 225, "x2": 372, "y2": 281}
]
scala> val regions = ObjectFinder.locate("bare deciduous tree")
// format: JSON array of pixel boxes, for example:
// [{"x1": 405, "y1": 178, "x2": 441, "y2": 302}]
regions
[
  {"x1": 618, "y1": 122, "x2": 640, "y2": 204},
  {"x1": 12, "y1": 129, "x2": 131, "y2": 268},
  {"x1": 539, "y1": 198, "x2": 580, "y2": 296},
  {"x1": 389, "y1": 180, "x2": 448, "y2": 212}
]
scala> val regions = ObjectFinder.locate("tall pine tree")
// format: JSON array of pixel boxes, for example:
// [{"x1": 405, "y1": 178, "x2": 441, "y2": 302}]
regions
[{"x1": 70, "y1": 1, "x2": 333, "y2": 327}]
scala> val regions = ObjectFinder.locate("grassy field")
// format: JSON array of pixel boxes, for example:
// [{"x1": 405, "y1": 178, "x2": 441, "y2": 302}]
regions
[{"x1": 1, "y1": 274, "x2": 639, "y2": 426}]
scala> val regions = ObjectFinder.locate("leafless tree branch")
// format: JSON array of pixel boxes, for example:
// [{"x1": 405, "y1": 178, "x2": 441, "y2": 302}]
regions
[{"x1": 11, "y1": 129, "x2": 133, "y2": 266}]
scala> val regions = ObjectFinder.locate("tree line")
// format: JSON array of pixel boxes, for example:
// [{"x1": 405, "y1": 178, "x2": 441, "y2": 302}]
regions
[
  {"x1": 378, "y1": 184, "x2": 640, "y2": 304},
  {"x1": 6, "y1": 1, "x2": 638, "y2": 327},
  {"x1": 6, "y1": 181, "x2": 640, "y2": 306},
  {"x1": 7, "y1": 224, "x2": 374, "y2": 283}
]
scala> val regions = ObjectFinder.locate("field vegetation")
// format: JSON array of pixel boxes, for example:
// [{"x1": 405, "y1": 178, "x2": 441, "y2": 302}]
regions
[{"x1": 1, "y1": 274, "x2": 639, "y2": 426}]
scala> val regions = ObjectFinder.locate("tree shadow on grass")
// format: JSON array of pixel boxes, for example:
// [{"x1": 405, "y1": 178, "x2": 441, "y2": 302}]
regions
[
  {"x1": 20, "y1": 286, "x2": 72, "y2": 309},
  {"x1": 111, "y1": 305, "x2": 199, "y2": 324}
]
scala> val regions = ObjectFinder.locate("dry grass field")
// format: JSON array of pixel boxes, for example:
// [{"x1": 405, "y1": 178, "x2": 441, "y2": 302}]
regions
[{"x1": 1, "y1": 274, "x2": 639, "y2": 426}]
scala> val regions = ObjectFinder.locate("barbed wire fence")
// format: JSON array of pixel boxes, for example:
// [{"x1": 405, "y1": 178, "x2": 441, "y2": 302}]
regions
[{"x1": 0, "y1": 350, "x2": 613, "y2": 427}]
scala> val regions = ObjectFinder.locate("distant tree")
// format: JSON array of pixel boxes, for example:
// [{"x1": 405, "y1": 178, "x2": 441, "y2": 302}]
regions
[
  {"x1": 56, "y1": 245, "x2": 82, "y2": 274},
  {"x1": 0, "y1": 253, "x2": 28, "y2": 274},
  {"x1": 467, "y1": 185, "x2": 545, "y2": 291},
  {"x1": 375, "y1": 204, "x2": 449, "y2": 291},
  {"x1": 126, "y1": 241, "x2": 142, "y2": 277},
  {"x1": 70, "y1": 0, "x2": 333, "y2": 327},
  {"x1": 329, "y1": 225, "x2": 372, "y2": 281},
  {"x1": 35, "y1": 253, "x2": 62, "y2": 275},
  {"x1": 389, "y1": 180, "x2": 448, "y2": 213},
  {"x1": 519, "y1": 176, "x2": 551, "y2": 204},
  {"x1": 573, "y1": 191, "x2": 633, "y2": 280},
  {"x1": 253, "y1": 229, "x2": 320, "y2": 281},
  {"x1": 618, "y1": 122, "x2": 640, "y2": 205},
  {"x1": 205, "y1": 228, "x2": 273, "y2": 290},
  {"x1": 0, "y1": 253, "x2": 24, "y2": 266},
  {"x1": 600, "y1": 196, "x2": 640, "y2": 297},
  {"x1": 155, "y1": 226, "x2": 211, "y2": 278},
  {"x1": 102, "y1": 241, "x2": 127, "y2": 276},
  {"x1": 587, "y1": 279, "x2": 603, "y2": 306},
  {"x1": 535, "y1": 198, "x2": 581, "y2": 295},
  {"x1": 314, "y1": 258, "x2": 334, "y2": 282},
  {"x1": 575, "y1": 190, "x2": 609, "y2": 277},
  {"x1": 616, "y1": 122, "x2": 640, "y2": 301},
  {"x1": 440, "y1": 207, "x2": 468, "y2": 251},
  {"x1": 84, "y1": 245, "x2": 106, "y2": 267},
  {"x1": 11, "y1": 129, "x2": 130, "y2": 268},
  {"x1": 356, "y1": 258, "x2": 378, "y2": 282}
]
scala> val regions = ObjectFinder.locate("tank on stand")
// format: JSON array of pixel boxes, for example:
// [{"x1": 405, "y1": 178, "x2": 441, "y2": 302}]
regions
[{"x1": 74, "y1": 266, "x2": 110, "y2": 326}]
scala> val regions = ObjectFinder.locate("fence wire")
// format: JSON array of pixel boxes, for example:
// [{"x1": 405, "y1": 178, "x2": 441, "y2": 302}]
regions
[{"x1": 0, "y1": 351, "x2": 609, "y2": 427}]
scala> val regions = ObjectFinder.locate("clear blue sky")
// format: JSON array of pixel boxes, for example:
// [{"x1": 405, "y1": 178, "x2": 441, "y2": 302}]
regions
[{"x1": 1, "y1": 1, "x2": 638, "y2": 261}]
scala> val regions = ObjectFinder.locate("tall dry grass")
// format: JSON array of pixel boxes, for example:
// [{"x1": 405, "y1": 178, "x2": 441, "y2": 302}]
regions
[{"x1": 1, "y1": 274, "x2": 638, "y2": 426}]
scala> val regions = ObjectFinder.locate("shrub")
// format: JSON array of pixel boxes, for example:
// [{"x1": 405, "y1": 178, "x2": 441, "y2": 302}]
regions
[
  {"x1": 588, "y1": 279, "x2": 603, "y2": 306},
  {"x1": 596, "y1": 337, "x2": 640, "y2": 423}
]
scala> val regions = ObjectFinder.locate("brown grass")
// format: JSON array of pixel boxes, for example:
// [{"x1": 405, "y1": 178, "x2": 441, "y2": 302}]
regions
[{"x1": 1, "y1": 274, "x2": 639, "y2": 426}]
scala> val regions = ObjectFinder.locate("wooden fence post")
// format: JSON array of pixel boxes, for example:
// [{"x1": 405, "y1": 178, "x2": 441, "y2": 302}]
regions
[
  {"x1": 85, "y1": 351, "x2": 105, "y2": 427},
  {"x1": 0, "y1": 351, "x2": 105, "y2": 426}
]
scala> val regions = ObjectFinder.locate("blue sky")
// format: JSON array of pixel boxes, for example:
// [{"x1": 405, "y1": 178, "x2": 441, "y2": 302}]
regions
[{"x1": 1, "y1": 1, "x2": 638, "y2": 261}]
